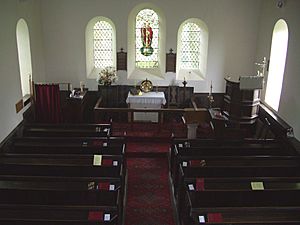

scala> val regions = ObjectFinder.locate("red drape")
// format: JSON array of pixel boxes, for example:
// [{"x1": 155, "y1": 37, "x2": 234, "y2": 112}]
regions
[{"x1": 35, "y1": 84, "x2": 62, "y2": 123}]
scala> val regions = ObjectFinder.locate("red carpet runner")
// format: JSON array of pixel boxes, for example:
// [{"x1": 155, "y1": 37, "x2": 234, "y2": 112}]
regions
[{"x1": 125, "y1": 143, "x2": 176, "y2": 225}]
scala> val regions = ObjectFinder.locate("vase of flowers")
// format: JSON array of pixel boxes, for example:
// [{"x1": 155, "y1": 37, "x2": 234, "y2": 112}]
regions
[{"x1": 97, "y1": 66, "x2": 117, "y2": 86}]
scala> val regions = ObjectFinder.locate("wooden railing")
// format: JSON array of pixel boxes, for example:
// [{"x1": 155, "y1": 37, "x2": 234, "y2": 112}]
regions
[{"x1": 94, "y1": 96, "x2": 209, "y2": 125}]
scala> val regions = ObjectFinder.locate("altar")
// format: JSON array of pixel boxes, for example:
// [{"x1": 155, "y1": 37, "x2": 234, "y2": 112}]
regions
[{"x1": 126, "y1": 92, "x2": 166, "y2": 122}]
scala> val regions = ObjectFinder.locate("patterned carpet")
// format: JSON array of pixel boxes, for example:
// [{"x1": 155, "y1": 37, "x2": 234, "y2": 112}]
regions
[
  {"x1": 125, "y1": 153, "x2": 176, "y2": 225},
  {"x1": 111, "y1": 122, "x2": 187, "y2": 139},
  {"x1": 126, "y1": 142, "x2": 170, "y2": 154}
]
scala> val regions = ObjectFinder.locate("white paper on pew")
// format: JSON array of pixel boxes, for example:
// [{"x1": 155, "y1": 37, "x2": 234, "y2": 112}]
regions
[
  {"x1": 93, "y1": 155, "x2": 102, "y2": 166},
  {"x1": 188, "y1": 184, "x2": 195, "y2": 191},
  {"x1": 103, "y1": 142, "x2": 108, "y2": 147},
  {"x1": 104, "y1": 214, "x2": 111, "y2": 221},
  {"x1": 184, "y1": 141, "x2": 190, "y2": 147},
  {"x1": 198, "y1": 215, "x2": 205, "y2": 223},
  {"x1": 113, "y1": 161, "x2": 118, "y2": 166},
  {"x1": 178, "y1": 143, "x2": 183, "y2": 148},
  {"x1": 103, "y1": 128, "x2": 108, "y2": 132},
  {"x1": 182, "y1": 161, "x2": 188, "y2": 167},
  {"x1": 87, "y1": 182, "x2": 95, "y2": 190},
  {"x1": 251, "y1": 181, "x2": 264, "y2": 190},
  {"x1": 109, "y1": 184, "x2": 115, "y2": 191}
]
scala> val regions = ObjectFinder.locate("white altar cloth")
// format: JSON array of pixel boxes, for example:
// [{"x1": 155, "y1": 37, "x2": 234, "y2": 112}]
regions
[
  {"x1": 126, "y1": 92, "x2": 166, "y2": 122},
  {"x1": 126, "y1": 91, "x2": 166, "y2": 105}
]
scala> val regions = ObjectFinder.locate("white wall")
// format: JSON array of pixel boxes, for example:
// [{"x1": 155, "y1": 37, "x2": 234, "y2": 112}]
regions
[
  {"x1": 40, "y1": 0, "x2": 262, "y2": 93},
  {"x1": 256, "y1": 0, "x2": 300, "y2": 140},
  {"x1": 2, "y1": 0, "x2": 298, "y2": 141},
  {"x1": 0, "y1": 0, "x2": 45, "y2": 142}
]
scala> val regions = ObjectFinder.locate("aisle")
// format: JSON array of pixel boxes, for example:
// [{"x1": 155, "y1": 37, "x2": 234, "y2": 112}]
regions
[{"x1": 125, "y1": 142, "x2": 176, "y2": 225}]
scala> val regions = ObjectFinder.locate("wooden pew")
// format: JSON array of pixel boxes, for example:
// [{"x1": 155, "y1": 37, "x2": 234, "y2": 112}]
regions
[
  {"x1": 171, "y1": 138, "x2": 294, "y2": 162},
  {"x1": 0, "y1": 158, "x2": 125, "y2": 224},
  {"x1": 0, "y1": 165, "x2": 124, "y2": 225},
  {"x1": 172, "y1": 155, "x2": 300, "y2": 195},
  {"x1": 175, "y1": 162, "x2": 300, "y2": 200},
  {"x1": 179, "y1": 164, "x2": 300, "y2": 180},
  {"x1": 172, "y1": 138, "x2": 300, "y2": 225},
  {"x1": 22, "y1": 123, "x2": 111, "y2": 137},
  {"x1": 0, "y1": 154, "x2": 123, "y2": 167},
  {"x1": 181, "y1": 190, "x2": 300, "y2": 225},
  {"x1": 0, "y1": 207, "x2": 119, "y2": 225},
  {"x1": 0, "y1": 189, "x2": 120, "y2": 208},
  {"x1": 170, "y1": 138, "x2": 296, "y2": 181},
  {"x1": 170, "y1": 143, "x2": 294, "y2": 183},
  {"x1": 0, "y1": 177, "x2": 122, "y2": 192},
  {"x1": 0, "y1": 164, "x2": 124, "y2": 184},
  {"x1": 183, "y1": 177, "x2": 300, "y2": 191},
  {"x1": 173, "y1": 138, "x2": 283, "y2": 148},
  {"x1": 0, "y1": 122, "x2": 127, "y2": 225},
  {"x1": 178, "y1": 177, "x2": 300, "y2": 221},
  {"x1": 9, "y1": 136, "x2": 125, "y2": 155},
  {"x1": 186, "y1": 207, "x2": 300, "y2": 225}
]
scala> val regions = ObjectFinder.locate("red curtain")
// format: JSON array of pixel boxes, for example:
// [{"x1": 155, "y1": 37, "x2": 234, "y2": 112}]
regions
[{"x1": 35, "y1": 84, "x2": 62, "y2": 123}]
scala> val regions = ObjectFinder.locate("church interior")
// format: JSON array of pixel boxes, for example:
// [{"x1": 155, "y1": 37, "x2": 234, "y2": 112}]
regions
[{"x1": 1, "y1": 0, "x2": 300, "y2": 224}]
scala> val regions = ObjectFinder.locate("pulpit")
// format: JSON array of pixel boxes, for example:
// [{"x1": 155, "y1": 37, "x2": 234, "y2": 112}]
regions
[
  {"x1": 126, "y1": 92, "x2": 166, "y2": 122},
  {"x1": 63, "y1": 90, "x2": 88, "y2": 123},
  {"x1": 223, "y1": 78, "x2": 261, "y2": 127}
]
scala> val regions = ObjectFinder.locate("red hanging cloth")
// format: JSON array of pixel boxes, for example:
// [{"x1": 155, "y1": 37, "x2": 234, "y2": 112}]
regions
[{"x1": 35, "y1": 84, "x2": 62, "y2": 123}]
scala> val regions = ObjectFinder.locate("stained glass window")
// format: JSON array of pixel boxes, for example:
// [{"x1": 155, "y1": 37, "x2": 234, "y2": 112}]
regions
[
  {"x1": 93, "y1": 21, "x2": 113, "y2": 69},
  {"x1": 135, "y1": 9, "x2": 159, "y2": 68},
  {"x1": 180, "y1": 22, "x2": 201, "y2": 69}
]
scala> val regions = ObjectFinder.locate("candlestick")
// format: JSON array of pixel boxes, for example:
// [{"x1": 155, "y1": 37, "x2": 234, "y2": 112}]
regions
[
  {"x1": 207, "y1": 81, "x2": 214, "y2": 108},
  {"x1": 80, "y1": 81, "x2": 83, "y2": 92},
  {"x1": 182, "y1": 77, "x2": 187, "y2": 87}
]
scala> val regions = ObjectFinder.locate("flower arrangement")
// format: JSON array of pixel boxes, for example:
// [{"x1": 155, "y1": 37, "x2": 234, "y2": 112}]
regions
[{"x1": 97, "y1": 66, "x2": 117, "y2": 86}]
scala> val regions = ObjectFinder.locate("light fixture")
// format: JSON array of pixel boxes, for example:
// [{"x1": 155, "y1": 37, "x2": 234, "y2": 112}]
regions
[{"x1": 277, "y1": 0, "x2": 286, "y2": 8}]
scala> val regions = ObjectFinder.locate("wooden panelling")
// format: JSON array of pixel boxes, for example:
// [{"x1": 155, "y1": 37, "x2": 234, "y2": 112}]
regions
[{"x1": 223, "y1": 78, "x2": 261, "y2": 127}]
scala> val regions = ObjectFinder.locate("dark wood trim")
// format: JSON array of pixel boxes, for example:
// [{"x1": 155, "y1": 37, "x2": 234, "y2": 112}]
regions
[
  {"x1": 0, "y1": 121, "x2": 24, "y2": 152},
  {"x1": 259, "y1": 103, "x2": 293, "y2": 138},
  {"x1": 166, "y1": 49, "x2": 176, "y2": 72},
  {"x1": 117, "y1": 48, "x2": 127, "y2": 71}
]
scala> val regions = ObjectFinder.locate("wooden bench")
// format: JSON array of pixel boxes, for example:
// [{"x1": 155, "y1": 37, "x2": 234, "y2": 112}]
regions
[
  {"x1": 182, "y1": 190, "x2": 300, "y2": 225},
  {"x1": 9, "y1": 137, "x2": 125, "y2": 155},
  {"x1": 22, "y1": 123, "x2": 111, "y2": 137},
  {"x1": 170, "y1": 144, "x2": 294, "y2": 182},
  {"x1": 0, "y1": 154, "x2": 123, "y2": 167},
  {"x1": 0, "y1": 207, "x2": 119, "y2": 224},
  {"x1": 170, "y1": 138, "x2": 295, "y2": 180},
  {"x1": 173, "y1": 155, "x2": 300, "y2": 195},
  {"x1": 0, "y1": 165, "x2": 124, "y2": 225},
  {"x1": 0, "y1": 164, "x2": 124, "y2": 185},
  {"x1": 0, "y1": 176, "x2": 122, "y2": 192},
  {"x1": 178, "y1": 176, "x2": 300, "y2": 222},
  {"x1": 186, "y1": 207, "x2": 300, "y2": 224},
  {"x1": 173, "y1": 138, "x2": 283, "y2": 148}
]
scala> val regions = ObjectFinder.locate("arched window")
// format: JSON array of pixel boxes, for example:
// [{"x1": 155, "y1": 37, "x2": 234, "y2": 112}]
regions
[
  {"x1": 128, "y1": 4, "x2": 166, "y2": 80},
  {"x1": 85, "y1": 17, "x2": 116, "y2": 78},
  {"x1": 135, "y1": 9, "x2": 159, "y2": 69},
  {"x1": 16, "y1": 18, "x2": 32, "y2": 96},
  {"x1": 176, "y1": 18, "x2": 208, "y2": 81},
  {"x1": 264, "y1": 19, "x2": 289, "y2": 111}
]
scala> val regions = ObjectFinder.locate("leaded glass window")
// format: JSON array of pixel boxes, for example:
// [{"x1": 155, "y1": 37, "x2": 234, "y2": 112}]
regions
[
  {"x1": 135, "y1": 9, "x2": 159, "y2": 68},
  {"x1": 93, "y1": 21, "x2": 113, "y2": 69},
  {"x1": 180, "y1": 22, "x2": 201, "y2": 69},
  {"x1": 265, "y1": 19, "x2": 289, "y2": 111}
]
